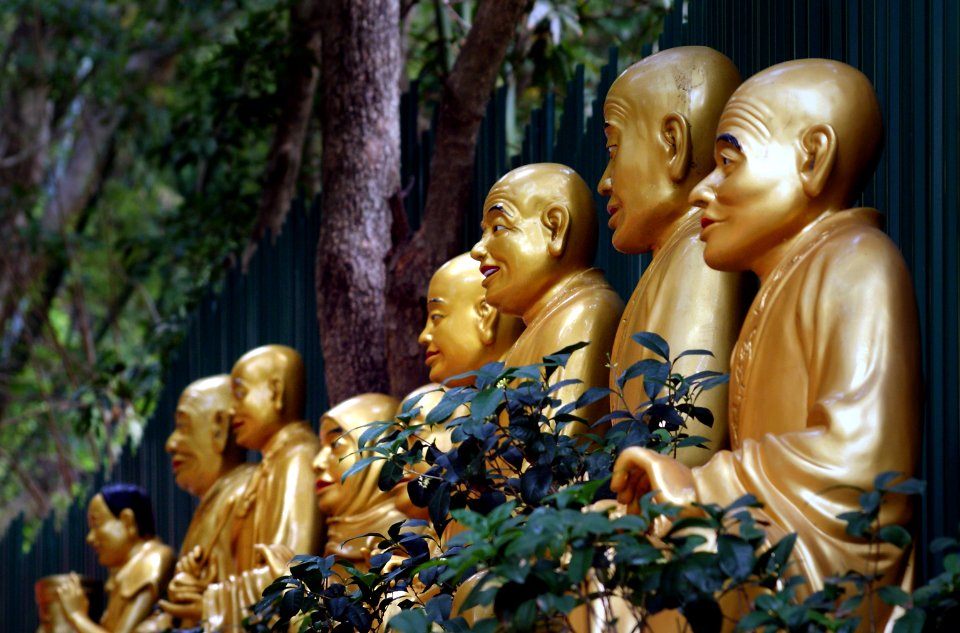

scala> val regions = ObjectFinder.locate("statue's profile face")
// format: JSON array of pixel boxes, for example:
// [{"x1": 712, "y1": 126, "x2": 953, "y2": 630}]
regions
[
  {"x1": 312, "y1": 415, "x2": 358, "y2": 514},
  {"x1": 471, "y1": 177, "x2": 558, "y2": 317},
  {"x1": 598, "y1": 81, "x2": 677, "y2": 254},
  {"x1": 230, "y1": 358, "x2": 283, "y2": 451},
  {"x1": 86, "y1": 494, "x2": 135, "y2": 568},
  {"x1": 165, "y1": 392, "x2": 222, "y2": 497},
  {"x1": 417, "y1": 267, "x2": 486, "y2": 386},
  {"x1": 692, "y1": 93, "x2": 812, "y2": 276}
]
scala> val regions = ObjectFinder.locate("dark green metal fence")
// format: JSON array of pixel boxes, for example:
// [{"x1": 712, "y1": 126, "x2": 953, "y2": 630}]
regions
[{"x1": 3, "y1": 0, "x2": 957, "y2": 628}]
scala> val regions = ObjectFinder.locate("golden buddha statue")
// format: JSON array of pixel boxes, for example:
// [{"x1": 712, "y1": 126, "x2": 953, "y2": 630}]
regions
[
  {"x1": 138, "y1": 376, "x2": 254, "y2": 629},
  {"x1": 419, "y1": 252, "x2": 525, "y2": 388},
  {"x1": 199, "y1": 345, "x2": 322, "y2": 631},
  {"x1": 314, "y1": 393, "x2": 404, "y2": 568},
  {"x1": 56, "y1": 484, "x2": 174, "y2": 633},
  {"x1": 612, "y1": 59, "x2": 921, "y2": 630},
  {"x1": 470, "y1": 163, "x2": 624, "y2": 435},
  {"x1": 393, "y1": 252, "x2": 525, "y2": 519},
  {"x1": 598, "y1": 46, "x2": 747, "y2": 467}
]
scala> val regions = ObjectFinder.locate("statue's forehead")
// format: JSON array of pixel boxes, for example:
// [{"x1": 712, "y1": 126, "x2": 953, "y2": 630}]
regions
[
  {"x1": 718, "y1": 94, "x2": 775, "y2": 146},
  {"x1": 233, "y1": 355, "x2": 273, "y2": 381},
  {"x1": 484, "y1": 180, "x2": 530, "y2": 213},
  {"x1": 429, "y1": 269, "x2": 479, "y2": 306}
]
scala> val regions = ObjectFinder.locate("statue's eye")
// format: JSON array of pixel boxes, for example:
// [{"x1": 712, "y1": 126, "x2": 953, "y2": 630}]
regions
[
  {"x1": 430, "y1": 313, "x2": 443, "y2": 323},
  {"x1": 492, "y1": 223, "x2": 507, "y2": 233}
]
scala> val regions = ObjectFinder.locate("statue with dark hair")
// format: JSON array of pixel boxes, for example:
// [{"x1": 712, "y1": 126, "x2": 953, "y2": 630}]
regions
[
  {"x1": 56, "y1": 484, "x2": 174, "y2": 633},
  {"x1": 100, "y1": 484, "x2": 156, "y2": 537}
]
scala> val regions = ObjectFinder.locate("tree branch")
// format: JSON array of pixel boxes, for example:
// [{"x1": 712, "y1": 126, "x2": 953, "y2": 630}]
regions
[
  {"x1": 384, "y1": 0, "x2": 528, "y2": 397},
  {"x1": 242, "y1": 0, "x2": 323, "y2": 269}
]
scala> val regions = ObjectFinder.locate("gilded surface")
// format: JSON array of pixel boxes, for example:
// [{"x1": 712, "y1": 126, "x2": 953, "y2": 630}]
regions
[
  {"x1": 140, "y1": 376, "x2": 256, "y2": 629},
  {"x1": 201, "y1": 345, "x2": 322, "y2": 630},
  {"x1": 612, "y1": 59, "x2": 921, "y2": 631},
  {"x1": 314, "y1": 393, "x2": 404, "y2": 567},
  {"x1": 599, "y1": 46, "x2": 746, "y2": 466},
  {"x1": 418, "y1": 252, "x2": 524, "y2": 388},
  {"x1": 471, "y1": 163, "x2": 623, "y2": 434},
  {"x1": 35, "y1": 575, "x2": 101, "y2": 633},
  {"x1": 57, "y1": 489, "x2": 174, "y2": 633}
]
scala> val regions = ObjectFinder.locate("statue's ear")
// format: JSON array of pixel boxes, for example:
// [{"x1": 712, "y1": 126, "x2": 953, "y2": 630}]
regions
[
  {"x1": 541, "y1": 204, "x2": 570, "y2": 258},
  {"x1": 119, "y1": 508, "x2": 138, "y2": 537},
  {"x1": 475, "y1": 299, "x2": 499, "y2": 346},
  {"x1": 269, "y1": 377, "x2": 284, "y2": 413},
  {"x1": 798, "y1": 123, "x2": 838, "y2": 199},
  {"x1": 662, "y1": 112, "x2": 692, "y2": 183},
  {"x1": 212, "y1": 410, "x2": 229, "y2": 453}
]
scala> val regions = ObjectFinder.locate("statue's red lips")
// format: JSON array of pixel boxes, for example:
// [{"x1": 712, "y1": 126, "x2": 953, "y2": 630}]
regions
[{"x1": 315, "y1": 479, "x2": 333, "y2": 494}]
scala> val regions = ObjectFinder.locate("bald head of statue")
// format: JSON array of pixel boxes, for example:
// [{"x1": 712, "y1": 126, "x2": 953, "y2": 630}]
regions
[
  {"x1": 229, "y1": 345, "x2": 306, "y2": 451},
  {"x1": 598, "y1": 46, "x2": 741, "y2": 254},
  {"x1": 470, "y1": 163, "x2": 598, "y2": 318},
  {"x1": 418, "y1": 252, "x2": 525, "y2": 386},
  {"x1": 691, "y1": 59, "x2": 884, "y2": 278},
  {"x1": 166, "y1": 375, "x2": 246, "y2": 497}
]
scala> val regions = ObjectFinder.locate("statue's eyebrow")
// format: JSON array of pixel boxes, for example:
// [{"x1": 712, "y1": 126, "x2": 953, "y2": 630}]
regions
[
  {"x1": 717, "y1": 133, "x2": 742, "y2": 152},
  {"x1": 427, "y1": 297, "x2": 447, "y2": 305},
  {"x1": 485, "y1": 202, "x2": 511, "y2": 217}
]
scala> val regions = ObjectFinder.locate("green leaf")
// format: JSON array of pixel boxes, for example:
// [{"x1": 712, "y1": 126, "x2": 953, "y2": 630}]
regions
[
  {"x1": 877, "y1": 585, "x2": 911, "y2": 608},
  {"x1": 873, "y1": 471, "x2": 902, "y2": 490},
  {"x1": 341, "y1": 455, "x2": 381, "y2": 483},
  {"x1": 675, "y1": 348, "x2": 715, "y2": 359},
  {"x1": 470, "y1": 387, "x2": 503, "y2": 422},
  {"x1": 631, "y1": 331, "x2": 670, "y2": 359},
  {"x1": 425, "y1": 389, "x2": 469, "y2": 425},
  {"x1": 387, "y1": 608, "x2": 431, "y2": 633},
  {"x1": 717, "y1": 534, "x2": 755, "y2": 581},
  {"x1": 877, "y1": 524, "x2": 912, "y2": 549},
  {"x1": 885, "y1": 478, "x2": 926, "y2": 496},
  {"x1": 892, "y1": 608, "x2": 926, "y2": 633},
  {"x1": 568, "y1": 545, "x2": 592, "y2": 584},
  {"x1": 736, "y1": 610, "x2": 775, "y2": 631},
  {"x1": 616, "y1": 358, "x2": 666, "y2": 390}
]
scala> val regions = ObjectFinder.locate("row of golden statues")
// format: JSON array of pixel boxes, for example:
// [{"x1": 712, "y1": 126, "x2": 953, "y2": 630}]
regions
[{"x1": 39, "y1": 47, "x2": 920, "y2": 633}]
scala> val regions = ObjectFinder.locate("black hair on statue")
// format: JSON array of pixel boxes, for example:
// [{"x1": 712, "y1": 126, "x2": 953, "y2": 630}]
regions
[{"x1": 100, "y1": 483, "x2": 156, "y2": 537}]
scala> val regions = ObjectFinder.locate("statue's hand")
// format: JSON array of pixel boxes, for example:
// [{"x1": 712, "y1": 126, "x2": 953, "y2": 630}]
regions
[
  {"x1": 56, "y1": 573, "x2": 89, "y2": 622},
  {"x1": 254, "y1": 543, "x2": 295, "y2": 579},
  {"x1": 167, "y1": 568, "x2": 208, "y2": 602},
  {"x1": 611, "y1": 447, "x2": 698, "y2": 511},
  {"x1": 175, "y1": 545, "x2": 205, "y2": 577},
  {"x1": 158, "y1": 597, "x2": 202, "y2": 622}
]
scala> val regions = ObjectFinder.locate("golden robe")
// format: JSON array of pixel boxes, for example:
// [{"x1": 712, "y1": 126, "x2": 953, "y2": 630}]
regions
[
  {"x1": 692, "y1": 209, "x2": 921, "y2": 627},
  {"x1": 180, "y1": 463, "x2": 256, "y2": 581},
  {"x1": 101, "y1": 538, "x2": 174, "y2": 633},
  {"x1": 231, "y1": 421, "x2": 323, "y2": 570},
  {"x1": 202, "y1": 422, "x2": 322, "y2": 631},
  {"x1": 609, "y1": 211, "x2": 746, "y2": 466},
  {"x1": 502, "y1": 268, "x2": 624, "y2": 433}
]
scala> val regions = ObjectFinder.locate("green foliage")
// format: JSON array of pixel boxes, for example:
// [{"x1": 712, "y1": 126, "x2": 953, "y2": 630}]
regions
[
  {"x1": 245, "y1": 336, "x2": 948, "y2": 633},
  {"x1": 402, "y1": 1, "x2": 671, "y2": 147},
  {"x1": 0, "y1": 0, "x2": 296, "y2": 541}
]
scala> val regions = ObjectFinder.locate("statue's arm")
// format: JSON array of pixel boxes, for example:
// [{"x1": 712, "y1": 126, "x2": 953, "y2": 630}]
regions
[{"x1": 268, "y1": 446, "x2": 323, "y2": 555}]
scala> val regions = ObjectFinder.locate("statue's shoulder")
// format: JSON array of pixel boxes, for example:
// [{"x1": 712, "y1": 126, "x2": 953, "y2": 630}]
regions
[{"x1": 116, "y1": 538, "x2": 174, "y2": 599}]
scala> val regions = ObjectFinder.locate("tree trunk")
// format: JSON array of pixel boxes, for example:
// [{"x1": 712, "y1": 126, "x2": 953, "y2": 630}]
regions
[
  {"x1": 384, "y1": 0, "x2": 528, "y2": 398},
  {"x1": 243, "y1": 0, "x2": 323, "y2": 268},
  {"x1": 316, "y1": 0, "x2": 401, "y2": 404}
]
